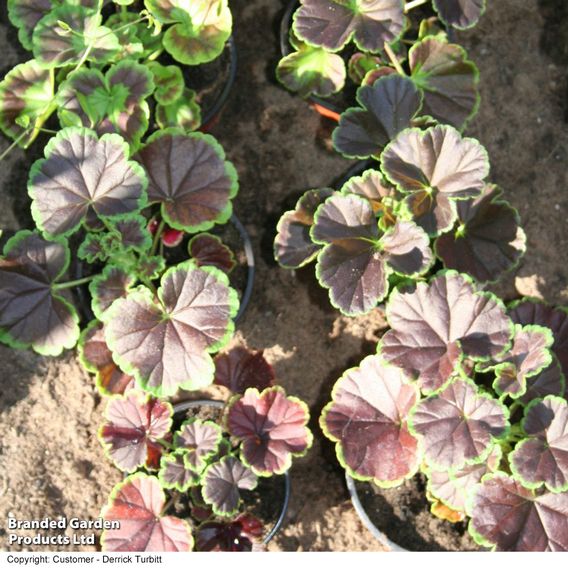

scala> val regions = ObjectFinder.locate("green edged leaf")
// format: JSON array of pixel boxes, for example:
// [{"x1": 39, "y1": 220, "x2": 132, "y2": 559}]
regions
[
  {"x1": 155, "y1": 88, "x2": 202, "y2": 132},
  {"x1": 89, "y1": 265, "x2": 136, "y2": 321}
]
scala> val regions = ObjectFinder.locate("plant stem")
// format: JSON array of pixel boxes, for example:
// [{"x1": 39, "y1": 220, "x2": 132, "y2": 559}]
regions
[
  {"x1": 383, "y1": 42, "x2": 406, "y2": 76},
  {"x1": 0, "y1": 128, "x2": 31, "y2": 161},
  {"x1": 53, "y1": 275, "x2": 96, "y2": 290},
  {"x1": 151, "y1": 219, "x2": 166, "y2": 255},
  {"x1": 404, "y1": 0, "x2": 429, "y2": 12}
]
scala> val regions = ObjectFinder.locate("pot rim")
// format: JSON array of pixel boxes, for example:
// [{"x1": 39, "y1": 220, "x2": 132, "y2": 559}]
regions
[
  {"x1": 345, "y1": 473, "x2": 407, "y2": 552},
  {"x1": 173, "y1": 398, "x2": 291, "y2": 546}
]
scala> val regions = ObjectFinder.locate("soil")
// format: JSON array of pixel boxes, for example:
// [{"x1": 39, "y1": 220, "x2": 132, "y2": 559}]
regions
[
  {"x1": 354, "y1": 476, "x2": 478, "y2": 552},
  {"x1": 0, "y1": 0, "x2": 567, "y2": 553}
]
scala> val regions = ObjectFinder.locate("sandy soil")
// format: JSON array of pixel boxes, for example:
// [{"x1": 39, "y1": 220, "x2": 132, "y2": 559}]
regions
[{"x1": 0, "y1": 0, "x2": 567, "y2": 552}]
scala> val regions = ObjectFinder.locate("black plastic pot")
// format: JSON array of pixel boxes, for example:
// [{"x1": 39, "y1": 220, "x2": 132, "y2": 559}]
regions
[
  {"x1": 279, "y1": 0, "x2": 457, "y2": 122},
  {"x1": 345, "y1": 474, "x2": 407, "y2": 551},
  {"x1": 174, "y1": 399, "x2": 291, "y2": 546},
  {"x1": 72, "y1": 212, "x2": 255, "y2": 323},
  {"x1": 199, "y1": 36, "x2": 238, "y2": 132}
]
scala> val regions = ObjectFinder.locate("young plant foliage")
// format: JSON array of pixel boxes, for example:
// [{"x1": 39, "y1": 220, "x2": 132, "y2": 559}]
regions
[{"x1": 214, "y1": 347, "x2": 275, "y2": 394}]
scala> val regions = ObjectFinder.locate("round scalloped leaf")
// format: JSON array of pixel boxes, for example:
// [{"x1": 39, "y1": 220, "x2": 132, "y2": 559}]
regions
[
  {"x1": 312, "y1": 194, "x2": 432, "y2": 316},
  {"x1": 468, "y1": 472, "x2": 568, "y2": 551},
  {"x1": 214, "y1": 346, "x2": 275, "y2": 394},
  {"x1": 410, "y1": 378, "x2": 508, "y2": 471},
  {"x1": 77, "y1": 232, "x2": 113, "y2": 264},
  {"x1": 226, "y1": 386, "x2": 312, "y2": 476},
  {"x1": 108, "y1": 216, "x2": 153, "y2": 254},
  {"x1": 381, "y1": 125, "x2": 489, "y2": 235},
  {"x1": 380, "y1": 271, "x2": 513, "y2": 394},
  {"x1": 99, "y1": 391, "x2": 173, "y2": 473},
  {"x1": 89, "y1": 265, "x2": 136, "y2": 321},
  {"x1": 32, "y1": 5, "x2": 119, "y2": 69},
  {"x1": 435, "y1": 185, "x2": 526, "y2": 283},
  {"x1": 136, "y1": 130, "x2": 237, "y2": 233},
  {"x1": 333, "y1": 75, "x2": 423, "y2": 160},
  {"x1": 510, "y1": 396, "x2": 568, "y2": 493},
  {"x1": 274, "y1": 188, "x2": 335, "y2": 269},
  {"x1": 0, "y1": 59, "x2": 54, "y2": 147},
  {"x1": 276, "y1": 46, "x2": 346, "y2": 98},
  {"x1": 0, "y1": 230, "x2": 79, "y2": 356},
  {"x1": 196, "y1": 514, "x2": 264, "y2": 551},
  {"x1": 480, "y1": 324, "x2": 554, "y2": 399},
  {"x1": 158, "y1": 452, "x2": 200, "y2": 492},
  {"x1": 77, "y1": 320, "x2": 135, "y2": 396},
  {"x1": 104, "y1": 261, "x2": 238, "y2": 397},
  {"x1": 202, "y1": 456, "x2": 258, "y2": 517},
  {"x1": 160, "y1": 0, "x2": 232, "y2": 65},
  {"x1": 427, "y1": 445, "x2": 501, "y2": 514},
  {"x1": 156, "y1": 88, "x2": 201, "y2": 132},
  {"x1": 509, "y1": 300, "x2": 568, "y2": 376},
  {"x1": 188, "y1": 234, "x2": 236, "y2": 274},
  {"x1": 58, "y1": 61, "x2": 154, "y2": 148},
  {"x1": 293, "y1": 0, "x2": 405, "y2": 52},
  {"x1": 409, "y1": 37, "x2": 479, "y2": 130},
  {"x1": 148, "y1": 62, "x2": 184, "y2": 106},
  {"x1": 520, "y1": 357, "x2": 566, "y2": 407},
  {"x1": 29, "y1": 127, "x2": 148, "y2": 238},
  {"x1": 321, "y1": 354, "x2": 421, "y2": 487},
  {"x1": 433, "y1": 0, "x2": 486, "y2": 30},
  {"x1": 101, "y1": 473, "x2": 193, "y2": 552},
  {"x1": 174, "y1": 418, "x2": 222, "y2": 472}
]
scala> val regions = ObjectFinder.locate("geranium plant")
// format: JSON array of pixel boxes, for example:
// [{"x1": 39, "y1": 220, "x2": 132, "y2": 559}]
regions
[
  {"x1": 1, "y1": 0, "x2": 233, "y2": 154},
  {"x1": 274, "y1": 123, "x2": 525, "y2": 316},
  {"x1": 277, "y1": 0, "x2": 483, "y2": 130},
  {"x1": 98, "y1": 347, "x2": 313, "y2": 552},
  {"x1": 0, "y1": 125, "x2": 243, "y2": 398},
  {"x1": 320, "y1": 272, "x2": 568, "y2": 550}
]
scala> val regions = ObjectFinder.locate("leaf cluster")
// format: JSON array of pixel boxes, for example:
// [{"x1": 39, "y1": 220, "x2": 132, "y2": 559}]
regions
[{"x1": 98, "y1": 348, "x2": 313, "y2": 551}]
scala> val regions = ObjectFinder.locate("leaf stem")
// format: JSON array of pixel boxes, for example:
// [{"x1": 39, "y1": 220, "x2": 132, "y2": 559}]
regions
[
  {"x1": 404, "y1": 0, "x2": 429, "y2": 12},
  {"x1": 383, "y1": 42, "x2": 406, "y2": 76},
  {"x1": 53, "y1": 275, "x2": 96, "y2": 290},
  {"x1": 161, "y1": 493, "x2": 180, "y2": 516},
  {"x1": 151, "y1": 219, "x2": 166, "y2": 255},
  {"x1": 0, "y1": 127, "x2": 32, "y2": 161}
]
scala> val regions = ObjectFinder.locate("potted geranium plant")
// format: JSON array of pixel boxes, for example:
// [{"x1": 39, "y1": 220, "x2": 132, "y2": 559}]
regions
[
  {"x1": 277, "y1": 0, "x2": 484, "y2": 125},
  {"x1": 96, "y1": 346, "x2": 313, "y2": 551}
]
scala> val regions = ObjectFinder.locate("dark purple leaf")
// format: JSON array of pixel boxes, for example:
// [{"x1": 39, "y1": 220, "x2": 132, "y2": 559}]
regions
[
  {"x1": 274, "y1": 188, "x2": 335, "y2": 269},
  {"x1": 99, "y1": 391, "x2": 172, "y2": 473},
  {"x1": 312, "y1": 194, "x2": 432, "y2": 315},
  {"x1": 33, "y1": 5, "x2": 119, "y2": 68},
  {"x1": 78, "y1": 233, "x2": 112, "y2": 264},
  {"x1": 0, "y1": 59, "x2": 54, "y2": 147},
  {"x1": 479, "y1": 325, "x2": 554, "y2": 399},
  {"x1": 202, "y1": 456, "x2": 257, "y2": 516},
  {"x1": 520, "y1": 357, "x2": 566, "y2": 406},
  {"x1": 469, "y1": 472, "x2": 568, "y2": 551},
  {"x1": 510, "y1": 396, "x2": 568, "y2": 492},
  {"x1": 333, "y1": 75, "x2": 423, "y2": 159},
  {"x1": 0, "y1": 231, "x2": 79, "y2": 356},
  {"x1": 158, "y1": 452, "x2": 199, "y2": 492},
  {"x1": 28, "y1": 127, "x2": 147, "y2": 238},
  {"x1": 196, "y1": 514, "x2": 263, "y2": 552},
  {"x1": 89, "y1": 265, "x2": 136, "y2": 321},
  {"x1": 109, "y1": 216, "x2": 152, "y2": 253},
  {"x1": 78, "y1": 321, "x2": 135, "y2": 396},
  {"x1": 409, "y1": 37, "x2": 479, "y2": 130},
  {"x1": 136, "y1": 130, "x2": 238, "y2": 233},
  {"x1": 214, "y1": 346, "x2": 275, "y2": 394},
  {"x1": 433, "y1": 0, "x2": 486, "y2": 30},
  {"x1": 174, "y1": 419, "x2": 222, "y2": 472},
  {"x1": 410, "y1": 378, "x2": 508, "y2": 470},
  {"x1": 188, "y1": 233, "x2": 236, "y2": 274},
  {"x1": 381, "y1": 125, "x2": 489, "y2": 235},
  {"x1": 362, "y1": 66, "x2": 397, "y2": 86},
  {"x1": 293, "y1": 0, "x2": 405, "y2": 52},
  {"x1": 226, "y1": 386, "x2": 312, "y2": 476},
  {"x1": 380, "y1": 271, "x2": 513, "y2": 393},
  {"x1": 104, "y1": 261, "x2": 238, "y2": 397},
  {"x1": 427, "y1": 446, "x2": 501, "y2": 515},
  {"x1": 509, "y1": 300, "x2": 568, "y2": 376},
  {"x1": 435, "y1": 185, "x2": 526, "y2": 283},
  {"x1": 321, "y1": 354, "x2": 421, "y2": 486},
  {"x1": 101, "y1": 474, "x2": 193, "y2": 552}
]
